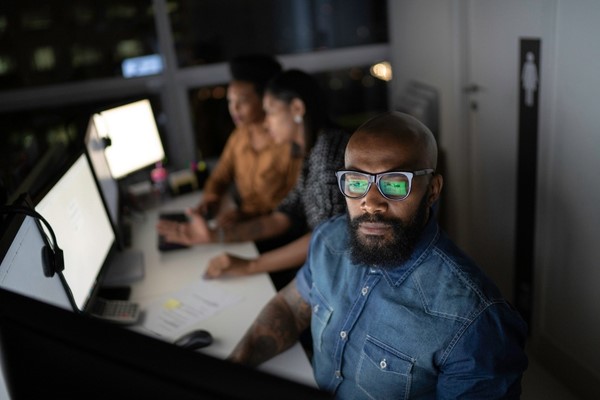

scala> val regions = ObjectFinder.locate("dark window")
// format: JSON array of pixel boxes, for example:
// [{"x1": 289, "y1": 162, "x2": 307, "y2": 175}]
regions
[
  {"x1": 0, "y1": 0, "x2": 389, "y2": 202},
  {"x1": 0, "y1": 95, "x2": 165, "y2": 203},
  {"x1": 170, "y1": 0, "x2": 388, "y2": 67},
  {"x1": 0, "y1": 0, "x2": 158, "y2": 90}
]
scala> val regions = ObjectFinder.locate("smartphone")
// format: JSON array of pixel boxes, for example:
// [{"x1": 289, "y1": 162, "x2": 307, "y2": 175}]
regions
[{"x1": 158, "y1": 212, "x2": 190, "y2": 251}]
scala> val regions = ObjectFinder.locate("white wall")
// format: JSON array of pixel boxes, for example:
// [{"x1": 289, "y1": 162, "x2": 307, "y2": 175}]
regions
[
  {"x1": 388, "y1": 1, "x2": 600, "y2": 398},
  {"x1": 387, "y1": 0, "x2": 470, "y2": 246},
  {"x1": 533, "y1": 1, "x2": 600, "y2": 396}
]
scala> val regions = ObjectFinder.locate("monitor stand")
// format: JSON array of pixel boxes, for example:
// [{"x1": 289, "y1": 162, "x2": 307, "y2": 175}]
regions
[{"x1": 101, "y1": 249, "x2": 145, "y2": 287}]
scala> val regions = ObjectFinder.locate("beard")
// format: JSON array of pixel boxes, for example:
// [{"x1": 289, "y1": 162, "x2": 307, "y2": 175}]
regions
[{"x1": 347, "y1": 193, "x2": 429, "y2": 268}]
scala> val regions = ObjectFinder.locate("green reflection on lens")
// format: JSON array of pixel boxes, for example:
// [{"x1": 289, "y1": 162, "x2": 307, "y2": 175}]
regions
[
  {"x1": 381, "y1": 180, "x2": 407, "y2": 196},
  {"x1": 347, "y1": 178, "x2": 369, "y2": 195}
]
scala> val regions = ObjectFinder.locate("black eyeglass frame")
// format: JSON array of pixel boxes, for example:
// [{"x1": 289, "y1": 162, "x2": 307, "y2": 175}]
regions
[{"x1": 335, "y1": 169, "x2": 435, "y2": 201}]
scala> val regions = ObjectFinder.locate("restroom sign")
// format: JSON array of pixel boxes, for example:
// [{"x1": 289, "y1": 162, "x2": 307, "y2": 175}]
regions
[{"x1": 515, "y1": 38, "x2": 541, "y2": 327}]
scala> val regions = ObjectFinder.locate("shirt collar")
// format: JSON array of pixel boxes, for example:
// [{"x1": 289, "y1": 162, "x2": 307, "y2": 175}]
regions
[{"x1": 368, "y1": 210, "x2": 440, "y2": 288}]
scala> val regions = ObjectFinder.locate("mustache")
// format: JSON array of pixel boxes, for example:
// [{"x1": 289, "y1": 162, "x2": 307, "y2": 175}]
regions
[{"x1": 351, "y1": 213, "x2": 397, "y2": 226}]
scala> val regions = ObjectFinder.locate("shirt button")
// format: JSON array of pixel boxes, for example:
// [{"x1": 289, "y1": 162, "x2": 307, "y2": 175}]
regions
[
  {"x1": 313, "y1": 304, "x2": 319, "y2": 314},
  {"x1": 335, "y1": 370, "x2": 343, "y2": 379},
  {"x1": 340, "y1": 331, "x2": 347, "y2": 340},
  {"x1": 380, "y1": 359, "x2": 387, "y2": 369},
  {"x1": 361, "y1": 286, "x2": 369, "y2": 296}
]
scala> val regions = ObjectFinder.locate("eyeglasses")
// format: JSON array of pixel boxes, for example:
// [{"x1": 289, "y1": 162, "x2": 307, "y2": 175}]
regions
[{"x1": 335, "y1": 169, "x2": 435, "y2": 201}]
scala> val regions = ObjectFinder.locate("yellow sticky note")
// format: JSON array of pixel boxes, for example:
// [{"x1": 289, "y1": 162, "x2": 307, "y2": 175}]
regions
[{"x1": 164, "y1": 298, "x2": 181, "y2": 310}]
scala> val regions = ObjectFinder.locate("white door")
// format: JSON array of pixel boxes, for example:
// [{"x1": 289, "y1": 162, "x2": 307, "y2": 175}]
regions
[{"x1": 462, "y1": 0, "x2": 548, "y2": 301}]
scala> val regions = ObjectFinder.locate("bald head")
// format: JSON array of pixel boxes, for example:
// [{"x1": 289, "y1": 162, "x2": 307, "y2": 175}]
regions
[
  {"x1": 348, "y1": 112, "x2": 438, "y2": 170},
  {"x1": 342, "y1": 112, "x2": 443, "y2": 267}
]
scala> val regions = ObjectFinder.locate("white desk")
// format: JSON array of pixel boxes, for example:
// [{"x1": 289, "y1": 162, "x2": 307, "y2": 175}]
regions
[{"x1": 126, "y1": 192, "x2": 316, "y2": 387}]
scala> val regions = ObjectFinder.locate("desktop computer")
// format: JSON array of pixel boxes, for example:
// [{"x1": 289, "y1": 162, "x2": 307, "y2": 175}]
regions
[
  {"x1": 92, "y1": 98, "x2": 165, "y2": 180},
  {"x1": 84, "y1": 111, "x2": 122, "y2": 244},
  {"x1": 34, "y1": 153, "x2": 141, "y2": 323},
  {"x1": 83, "y1": 114, "x2": 147, "y2": 286}
]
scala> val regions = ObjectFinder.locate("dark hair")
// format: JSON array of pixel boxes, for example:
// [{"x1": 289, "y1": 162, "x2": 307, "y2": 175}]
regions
[
  {"x1": 264, "y1": 69, "x2": 328, "y2": 151},
  {"x1": 229, "y1": 54, "x2": 282, "y2": 96}
]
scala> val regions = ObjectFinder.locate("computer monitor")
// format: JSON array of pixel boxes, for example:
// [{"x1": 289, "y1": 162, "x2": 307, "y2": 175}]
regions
[
  {"x1": 0, "y1": 288, "x2": 331, "y2": 399},
  {"x1": 93, "y1": 99, "x2": 165, "y2": 179},
  {"x1": 35, "y1": 153, "x2": 116, "y2": 312},
  {"x1": 83, "y1": 121, "x2": 146, "y2": 285},
  {"x1": 0, "y1": 195, "x2": 74, "y2": 311},
  {"x1": 84, "y1": 116, "x2": 120, "y2": 236},
  {"x1": 83, "y1": 115, "x2": 131, "y2": 251}
]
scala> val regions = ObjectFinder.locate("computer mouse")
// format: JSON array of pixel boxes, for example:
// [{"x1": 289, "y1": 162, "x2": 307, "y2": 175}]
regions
[{"x1": 173, "y1": 329, "x2": 213, "y2": 350}]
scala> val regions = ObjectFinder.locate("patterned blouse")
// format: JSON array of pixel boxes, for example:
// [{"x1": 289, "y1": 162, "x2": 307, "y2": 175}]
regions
[{"x1": 277, "y1": 128, "x2": 350, "y2": 231}]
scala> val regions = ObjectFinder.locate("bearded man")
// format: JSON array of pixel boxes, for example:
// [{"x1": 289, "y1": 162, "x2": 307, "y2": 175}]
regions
[{"x1": 228, "y1": 111, "x2": 528, "y2": 400}]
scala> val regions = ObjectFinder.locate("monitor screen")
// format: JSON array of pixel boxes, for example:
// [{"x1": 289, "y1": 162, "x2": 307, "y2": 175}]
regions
[
  {"x1": 0, "y1": 201, "x2": 73, "y2": 311},
  {"x1": 93, "y1": 99, "x2": 165, "y2": 179},
  {"x1": 35, "y1": 154, "x2": 115, "y2": 312},
  {"x1": 84, "y1": 117, "x2": 121, "y2": 240}
]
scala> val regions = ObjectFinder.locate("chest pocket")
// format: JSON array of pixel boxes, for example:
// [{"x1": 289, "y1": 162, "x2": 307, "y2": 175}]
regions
[
  {"x1": 310, "y1": 286, "x2": 333, "y2": 353},
  {"x1": 357, "y1": 335, "x2": 415, "y2": 400}
]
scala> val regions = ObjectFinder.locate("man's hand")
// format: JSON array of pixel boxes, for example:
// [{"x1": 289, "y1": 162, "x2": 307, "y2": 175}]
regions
[
  {"x1": 204, "y1": 253, "x2": 256, "y2": 279},
  {"x1": 156, "y1": 208, "x2": 213, "y2": 245}
]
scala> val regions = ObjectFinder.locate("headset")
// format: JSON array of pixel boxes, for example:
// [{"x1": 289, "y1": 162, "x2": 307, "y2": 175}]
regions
[{"x1": 0, "y1": 204, "x2": 64, "y2": 278}]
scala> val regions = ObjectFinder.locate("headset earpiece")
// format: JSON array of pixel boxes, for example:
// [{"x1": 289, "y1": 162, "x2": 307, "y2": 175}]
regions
[
  {"x1": 41, "y1": 245, "x2": 64, "y2": 277},
  {"x1": 42, "y1": 246, "x2": 56, "y2": 277},
  {"x1": 1, "y1": 204, "x2": 64, "y2": 278},
  {"x1": 53, "y1": 247, "x2": 64, "y2": 274}
]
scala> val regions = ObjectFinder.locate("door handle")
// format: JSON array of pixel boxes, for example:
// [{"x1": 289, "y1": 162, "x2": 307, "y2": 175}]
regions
[{"x1": 463, "y1": 83, "x2": 484, "y2": 93}]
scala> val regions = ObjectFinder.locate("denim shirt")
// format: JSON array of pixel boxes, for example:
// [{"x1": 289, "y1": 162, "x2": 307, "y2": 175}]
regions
[{"x1": 296, "y1": 214, "x2": 528, "y2": 399}]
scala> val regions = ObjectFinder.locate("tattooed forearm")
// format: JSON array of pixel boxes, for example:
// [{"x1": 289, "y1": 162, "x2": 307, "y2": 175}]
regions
[
  {"x1": 241, "y1": 335, "x2": 279, "y2": 366},
  {"x1": 281, "y1": 282, "x2": 311, "y2": 333},
  {"x1": 228, "y1": 281, "x2": 310, "y2": 366},
  {"x1": 255, "y1": 296, "x2": 304, "y2": 347}
]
